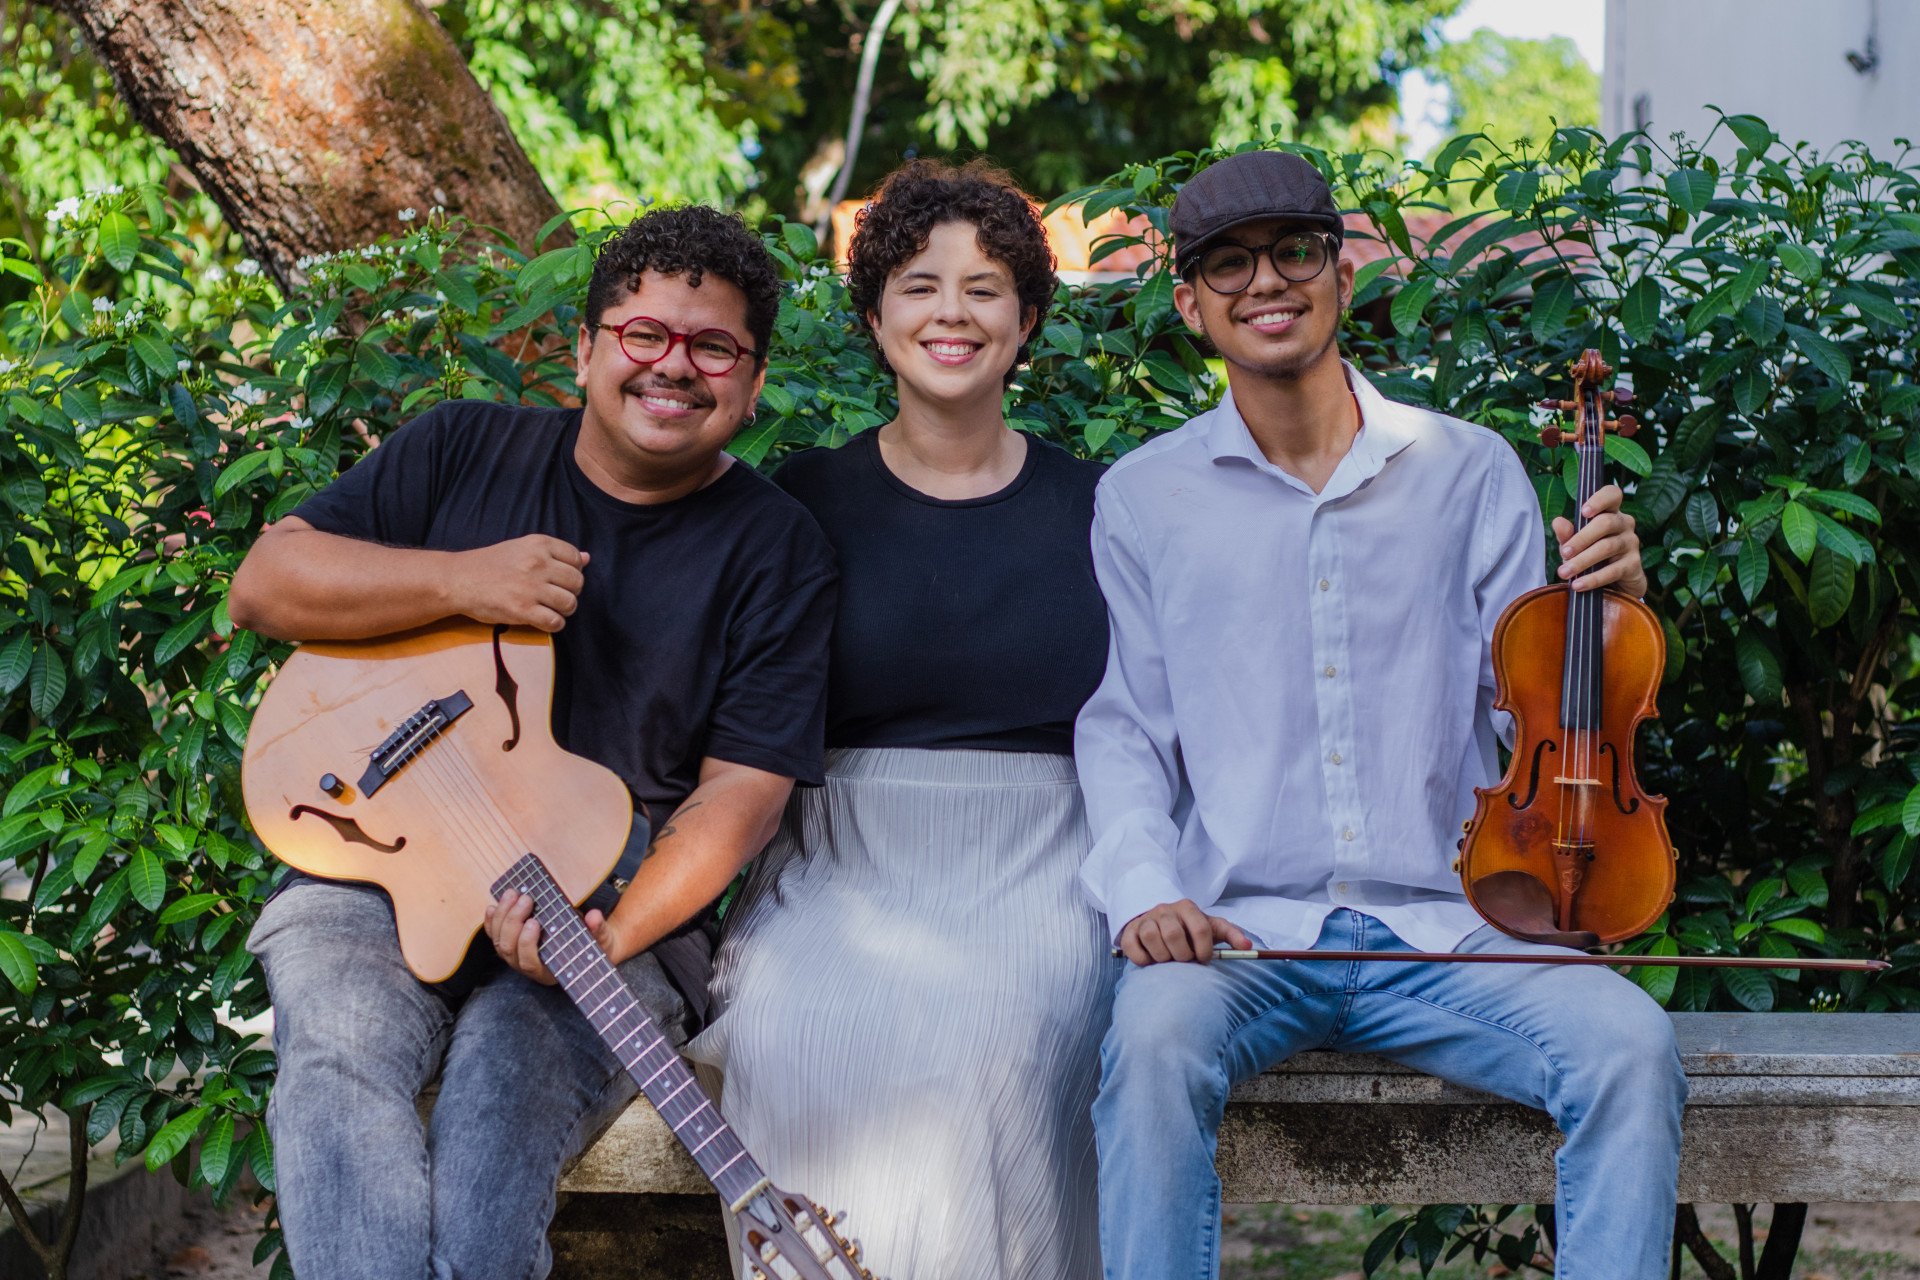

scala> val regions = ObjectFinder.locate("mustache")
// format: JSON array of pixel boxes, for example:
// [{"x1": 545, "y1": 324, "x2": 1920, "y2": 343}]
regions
[{"x1": 620, "y1": 372, "x2": 715, "y2": 407}]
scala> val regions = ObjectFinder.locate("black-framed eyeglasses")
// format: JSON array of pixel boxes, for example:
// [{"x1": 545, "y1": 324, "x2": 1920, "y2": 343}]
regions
[
  {"x1": 596, "y1": 316, "x2": 760, "y2": 377},
  {"x1": 1195, "y1": 232, "x2": 1338, "y2": 295}
]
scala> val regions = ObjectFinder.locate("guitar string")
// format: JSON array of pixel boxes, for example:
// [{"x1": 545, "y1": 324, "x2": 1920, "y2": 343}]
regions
[{"x1": 387, "y1": 745, "x2": 497, "y2": 881}]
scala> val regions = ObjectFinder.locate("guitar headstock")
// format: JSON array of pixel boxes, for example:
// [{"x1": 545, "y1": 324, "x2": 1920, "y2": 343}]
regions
[
  {"x1": 1537, "y1": 348, "x2": 1640, "y2": 448},
  {"x1": 736, "y1": 1183, "x2": 879, "y2": 1280}
]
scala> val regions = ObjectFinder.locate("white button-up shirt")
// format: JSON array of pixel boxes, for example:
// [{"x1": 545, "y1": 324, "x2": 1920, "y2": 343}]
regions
[{"x1": 1075, "y1": 366, "x2": 1545, "y2": 953}]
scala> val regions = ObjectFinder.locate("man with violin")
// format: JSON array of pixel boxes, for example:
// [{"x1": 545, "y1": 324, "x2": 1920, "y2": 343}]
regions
[{"x1": 1076, "y1": 152, "x2": 1685, "y2": 1278}]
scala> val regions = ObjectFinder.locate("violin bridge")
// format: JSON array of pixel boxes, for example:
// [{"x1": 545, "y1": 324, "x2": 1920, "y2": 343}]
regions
[{"x1": 1551, "y1": 775, "x2": 1602, "y2": 787}]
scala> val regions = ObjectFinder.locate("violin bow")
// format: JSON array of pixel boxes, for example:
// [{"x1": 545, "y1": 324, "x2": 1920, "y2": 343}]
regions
[{"x1": 1108, "y1": 947, "x2": 1889, "y2": 972}]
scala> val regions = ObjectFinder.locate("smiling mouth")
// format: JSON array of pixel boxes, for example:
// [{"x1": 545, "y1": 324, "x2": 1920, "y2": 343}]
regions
[
  {"x1": 1242, "y1": 308, "x2": 1306, "y2": 334},
  {"x1": 625, "y1": 383, "x2": 712, "y2": 417},
  {"x1": 921, "y1": 340, "x2": 982, "y2": 365}
]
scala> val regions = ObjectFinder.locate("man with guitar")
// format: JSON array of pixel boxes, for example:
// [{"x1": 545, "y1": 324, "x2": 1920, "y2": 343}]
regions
[
  {"x1": 1075, "y1": 152, "x2": 1687, "y2": 1278},
  {"x1": 228, "y1": 208, "x2": 836, "y2": 1280}
]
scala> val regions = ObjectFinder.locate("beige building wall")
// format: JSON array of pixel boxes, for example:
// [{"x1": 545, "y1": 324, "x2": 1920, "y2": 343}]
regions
[{"x1": 1603, "y1": 0, "x2": 1919, "y2": 157}]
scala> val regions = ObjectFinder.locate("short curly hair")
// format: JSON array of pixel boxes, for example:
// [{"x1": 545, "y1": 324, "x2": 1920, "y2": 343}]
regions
[
  {"x1": 585, "y1": 206, "x2": 780, "y2": 366},
  {"x1": 846, "y1": 160, "x2": 1058, "y2": 384}
]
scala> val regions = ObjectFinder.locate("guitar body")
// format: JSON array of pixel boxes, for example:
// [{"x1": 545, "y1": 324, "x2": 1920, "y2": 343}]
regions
[
  {"x1": 241, "y1": 619, "x2": 632, "y2": 982},
  {"x1": 243, "y1": 616, "x2": 875, "y2": 1279}
]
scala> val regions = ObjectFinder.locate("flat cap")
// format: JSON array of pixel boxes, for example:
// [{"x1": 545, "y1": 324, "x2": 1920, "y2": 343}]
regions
[{"x1": 1170, "y1": 151, "x2": 1343, "y2": 271}]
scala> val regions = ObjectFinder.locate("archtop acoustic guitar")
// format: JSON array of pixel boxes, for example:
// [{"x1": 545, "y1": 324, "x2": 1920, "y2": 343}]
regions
[{"x1": 242, "y1": 617, "x2": 871, "y2": 1280}]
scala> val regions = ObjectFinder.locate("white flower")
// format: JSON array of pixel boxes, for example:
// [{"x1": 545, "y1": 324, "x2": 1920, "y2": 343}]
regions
[
  {"x1": 0, "y1": 359, "x2": 14, "y2": 375},
  {"x1": 205, "y1": 265, "x2": 226, "y2": 283},
  {"x1": 177, "y1": 359, "x2": 191, "y2": 373},
  {"x1": 236, "y1": 259, "x2": 261, "y2": 277},
  {"x1": 46, "y1": 196, "x2": 82, "y2": 225},
  {"x1": 398, "y1": 208, "x2": 417, "y2": 223},
  {"x1": 89, "y1": 183, "x2": 125, "y2": 197},
  {"x1": 291, "y1": 415, "x2": 314, "y2": 431},
  {"x1": 92, "y1": 296, "x2": 113, "y2": 313},
  {"x1": 232, "y1": 383, "x2": 266, "y2": 406}
]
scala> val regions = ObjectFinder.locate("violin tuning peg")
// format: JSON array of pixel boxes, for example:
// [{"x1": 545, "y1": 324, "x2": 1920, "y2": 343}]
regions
[
  {"x1": 1540, "y1": 426, "x2": 1565, "y2": 448},
  {"x1": 1612, "y1": 388, "x2": 1634, "y2": 404},
  {"x1": 1615, "y1": 414, "x2": 1639, "y2": 437}
]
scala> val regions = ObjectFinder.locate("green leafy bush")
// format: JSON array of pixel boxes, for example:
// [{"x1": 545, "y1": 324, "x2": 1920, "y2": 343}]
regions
[{"x1": 4, "y1": 114, "x2": 1919, "y2": 1276}]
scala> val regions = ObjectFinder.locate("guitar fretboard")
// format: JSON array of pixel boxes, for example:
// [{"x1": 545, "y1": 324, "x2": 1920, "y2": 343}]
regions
[{"x1": 491, "y1": 854, "x2": 767, "y2": 1211}]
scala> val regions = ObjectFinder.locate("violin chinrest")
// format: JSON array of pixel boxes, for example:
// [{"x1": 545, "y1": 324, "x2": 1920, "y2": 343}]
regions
[{"x1": 1470, "y1": 870, "x2": 1601, "y2": 950}]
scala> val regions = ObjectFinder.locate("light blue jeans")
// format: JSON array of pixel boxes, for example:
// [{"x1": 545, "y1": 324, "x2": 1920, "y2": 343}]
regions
[
  {"x1": 248, "y1": 877, "x2": 691, "y2": 1280},
  {"x1": 1094, "y1": 909, "x2": 1686, "y2": 1280}
]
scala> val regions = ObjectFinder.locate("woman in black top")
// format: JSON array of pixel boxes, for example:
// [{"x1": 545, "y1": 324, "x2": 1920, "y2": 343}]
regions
[{"x1": 688, "y1": 162, "x2": 1112, "y2": 1280}]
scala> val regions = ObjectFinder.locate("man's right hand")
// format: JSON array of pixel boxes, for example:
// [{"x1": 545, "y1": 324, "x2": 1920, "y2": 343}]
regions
[
  {"x1": 1118, "y1": 899, "x2": 1252, "y2": 966},
  {"x1": 449, "y1": 534, "x2": 590, "y2": 633}
]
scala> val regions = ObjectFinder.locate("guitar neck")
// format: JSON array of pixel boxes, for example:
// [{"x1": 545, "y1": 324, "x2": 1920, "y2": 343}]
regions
[{"x1": 491, "y1": 854, "x2": 767, "y2": 1210}]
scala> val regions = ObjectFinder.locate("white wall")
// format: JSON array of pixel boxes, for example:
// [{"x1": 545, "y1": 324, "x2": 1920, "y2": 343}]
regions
[{"x1": 1603, "y1": 0, "x2": 1920, "y2": 158}]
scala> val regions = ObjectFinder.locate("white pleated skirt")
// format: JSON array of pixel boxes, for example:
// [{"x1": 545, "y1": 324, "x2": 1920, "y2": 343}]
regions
[{"x1": 686, "y1": 748, "x2": 1114, "y2": 1280}]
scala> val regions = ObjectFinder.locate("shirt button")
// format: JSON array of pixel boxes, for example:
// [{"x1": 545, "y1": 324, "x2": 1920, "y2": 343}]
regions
[
  {"x1": 1330, "y1": 752, "x2": 1343, "y2": 765},
  {"x1": 1319, "y1": 578, "x2": 1331, "y2": 591},
  {"x1": 1343, "y1": 829, "x2": 1355, "y2": 841},
  {"x1": 1324, "y1": 665, "x2": 1337, "y2": 678},
  {"x1": 1337, "y1": 882, "x2": 1350, "y2": 893}
]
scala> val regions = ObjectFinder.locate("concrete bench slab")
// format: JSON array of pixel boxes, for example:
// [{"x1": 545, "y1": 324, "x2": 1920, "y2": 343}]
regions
[{"x1": 559, "y1": 1012, "x2": 1920, "y2": 1206}]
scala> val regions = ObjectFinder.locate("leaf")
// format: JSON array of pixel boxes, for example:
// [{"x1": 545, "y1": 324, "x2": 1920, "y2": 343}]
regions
[
  {"x1": 158, "y1": 893, "x2": 223, "y2": 925},
  {"x1": 1768, "y1": 917, "x2": 1825, "y2": 943},
  {"x1": 1780, "y1": 501, "x2": 1817, "y2": 562},
  {"x1": 1390, "y1": 277, "x2": 1437, "y2": 335},
  {"x1": 1529, "y1": 273, "x2": 1577, "y2": 343},
  {"x1": 1776, "y1": 242, "x2": 1822, "y2": 283},
  {"x1": 1804, "y1": 488, "x2": 1882, "y2": 525},
  {"x1": 28, "y1": 643, "x2": 66, "y2": 719},
  {"x1": 1684, "y1": 491, "x2": 1720, "y2": 540},
  {"x1": 0, "y1": 929, "x2": 37, "y2": 995},
  {"x1": 1739, "y1": 296, "x2": 1784, "y2": 346},
  {"x1": 212, "y1": 450, "x2": 274, "y2": 499},
  {"x1": 433, "y1": 270, "x2": 481, "y2": 315},
  {"x1": 1735, "y1": 629, "x2": 1782, "y2": 704},
  {"x1": 1785, "y1": 323, "x2": 1851, "y2": 385},
  {"x1": 1731, "y1": 362, "x2": 1770, "y2": 415},
  {"x1": 1807, "y1": 544, "x2": 1855, "y2": 627},
  {"x1": 129, "y1": 846, "x2": 166, "y2": 912},
  {"x1": 1603, "y1": 433, "x2": 1651, "y2": 477},
  {"x1": 1350, "y1": 257, "x2": 1396, "y2": 299},
  {"x1": 145, "y1": 1105, "x2": 211, "y2": 1171},
  {"x1": 0, "y1": 632, "x2": 30, "y2": 696},
  {"x1": 1620, "y1": 276, "x2": 1662, "y2": 344},
  {"x1": 97, "y1": 211, "x2": 140, "y2": 270},
  {"x1": 1661, "y1": 613, "x2": 1684, "y2": 683},
  {"x1": 1666, "y1": 168, "x2": 1715, "y2": 216},
  {"x1": 1727, "y1": 258, "x2": 1771, "y2": 310},
  {"x1": 1632, "y1": 936, "x2": 1680, "y2": 1005},
  {"x1": 200, "y1": 1114, "x2": 237, "y2": 1187},
  {"x1": 1722, "y1": 965, "x2": 1774, "y2": 1012},
  {"x1": 780, "y1": 220, "x2": 817, "y2": 262},
  {"x1": 1737, "y1": 537, "x2": 1769, "y2": 602},
  {"x1": 156, "y1": 608, "x2": 213, "y2": 666},
  {"x1": 1493, "y1": 169, "x2": 1540, "y2": 213},
  {"x1": 1726, "y1": 115, "x2": 1776, "y2": 156},
  {"x1": 1904, "y1": 780, "x2": 1920, "y2": 837},
  {"x1": 306, "y1": 360, "x2": 349, "y2": 418},
  {"x1": 132, "y1": 333, "x2": 180, "y2": 380}
]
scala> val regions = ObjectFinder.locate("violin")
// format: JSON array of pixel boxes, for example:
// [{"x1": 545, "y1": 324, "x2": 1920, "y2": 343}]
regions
[
  {"x1": 1115, "y1": 349, "x2": 1888, "y2": 975},
  {"x1": 1458, "y1": 349, "x2": 1674, "y2": 948}
]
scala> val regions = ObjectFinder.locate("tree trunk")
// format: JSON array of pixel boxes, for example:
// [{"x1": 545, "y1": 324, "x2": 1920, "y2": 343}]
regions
[{"x1": 50, "y1": 0, "x2": 569, "y2": 288}]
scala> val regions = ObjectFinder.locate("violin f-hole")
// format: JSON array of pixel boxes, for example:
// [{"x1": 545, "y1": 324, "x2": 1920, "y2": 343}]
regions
[
  {"x1": 492, "y1": 624, "x2": 523, "y2": 752},
  {"x1": 290, "y1": 805, "x2": 406, "y2": 853},
  {"x1": 1599, "y1": 742, "x2": 1640, "y2": 814},
  {"x1": 1508, "y1": 738, "x2": 1557, "y2": 810}
]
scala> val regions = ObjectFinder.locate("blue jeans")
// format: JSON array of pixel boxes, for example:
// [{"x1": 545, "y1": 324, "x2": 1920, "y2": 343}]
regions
[
  {"x1": 248, "y1": 878, "x2": 691, "y2": 1280},
  {"x1": 1094, "y1": 910, "x2": 1685, "y2": 1280}
]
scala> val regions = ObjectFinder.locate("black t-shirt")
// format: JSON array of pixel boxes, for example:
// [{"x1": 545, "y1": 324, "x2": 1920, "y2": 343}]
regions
[
  {"x1": 293, "y1": 401, "x2": 837, "y2": 831},
  {"x1": 773, "y1": 430, "x2": 1108, "y2": 754}
]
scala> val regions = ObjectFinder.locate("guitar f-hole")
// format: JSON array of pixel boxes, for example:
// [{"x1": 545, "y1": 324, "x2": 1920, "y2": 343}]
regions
[
  {"x1": 1508, "y1": 738, "x2": 1557, "y2": 810},
  {"x1": 1599, "y1": 742, "x2": 1640, "y2": 814},
  {"x1": 492, "y1": 624, "x2": 522, "y2": 752},
  {"x1": 290, "y1": 805, "x2": 406, "y2": 853}
]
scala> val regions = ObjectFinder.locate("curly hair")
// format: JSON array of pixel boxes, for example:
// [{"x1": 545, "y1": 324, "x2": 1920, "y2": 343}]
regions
[
  {"x1": 845, "y1": 160, "x2": 1058, "y2": 384},
  {"x1": 585, "y1": 206, "x2": 780, "y2": 366}
]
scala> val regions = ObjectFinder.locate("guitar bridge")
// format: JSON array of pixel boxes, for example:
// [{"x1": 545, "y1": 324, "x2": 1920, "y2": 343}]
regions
[{"x1": 358, "y1": 691, "x2": 473, "y2": 797}]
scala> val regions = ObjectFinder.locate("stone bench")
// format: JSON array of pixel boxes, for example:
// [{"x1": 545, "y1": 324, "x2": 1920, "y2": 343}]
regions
[{"x1": 547, "y1": 1012, "x2": 1920, "y2": 1277}]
